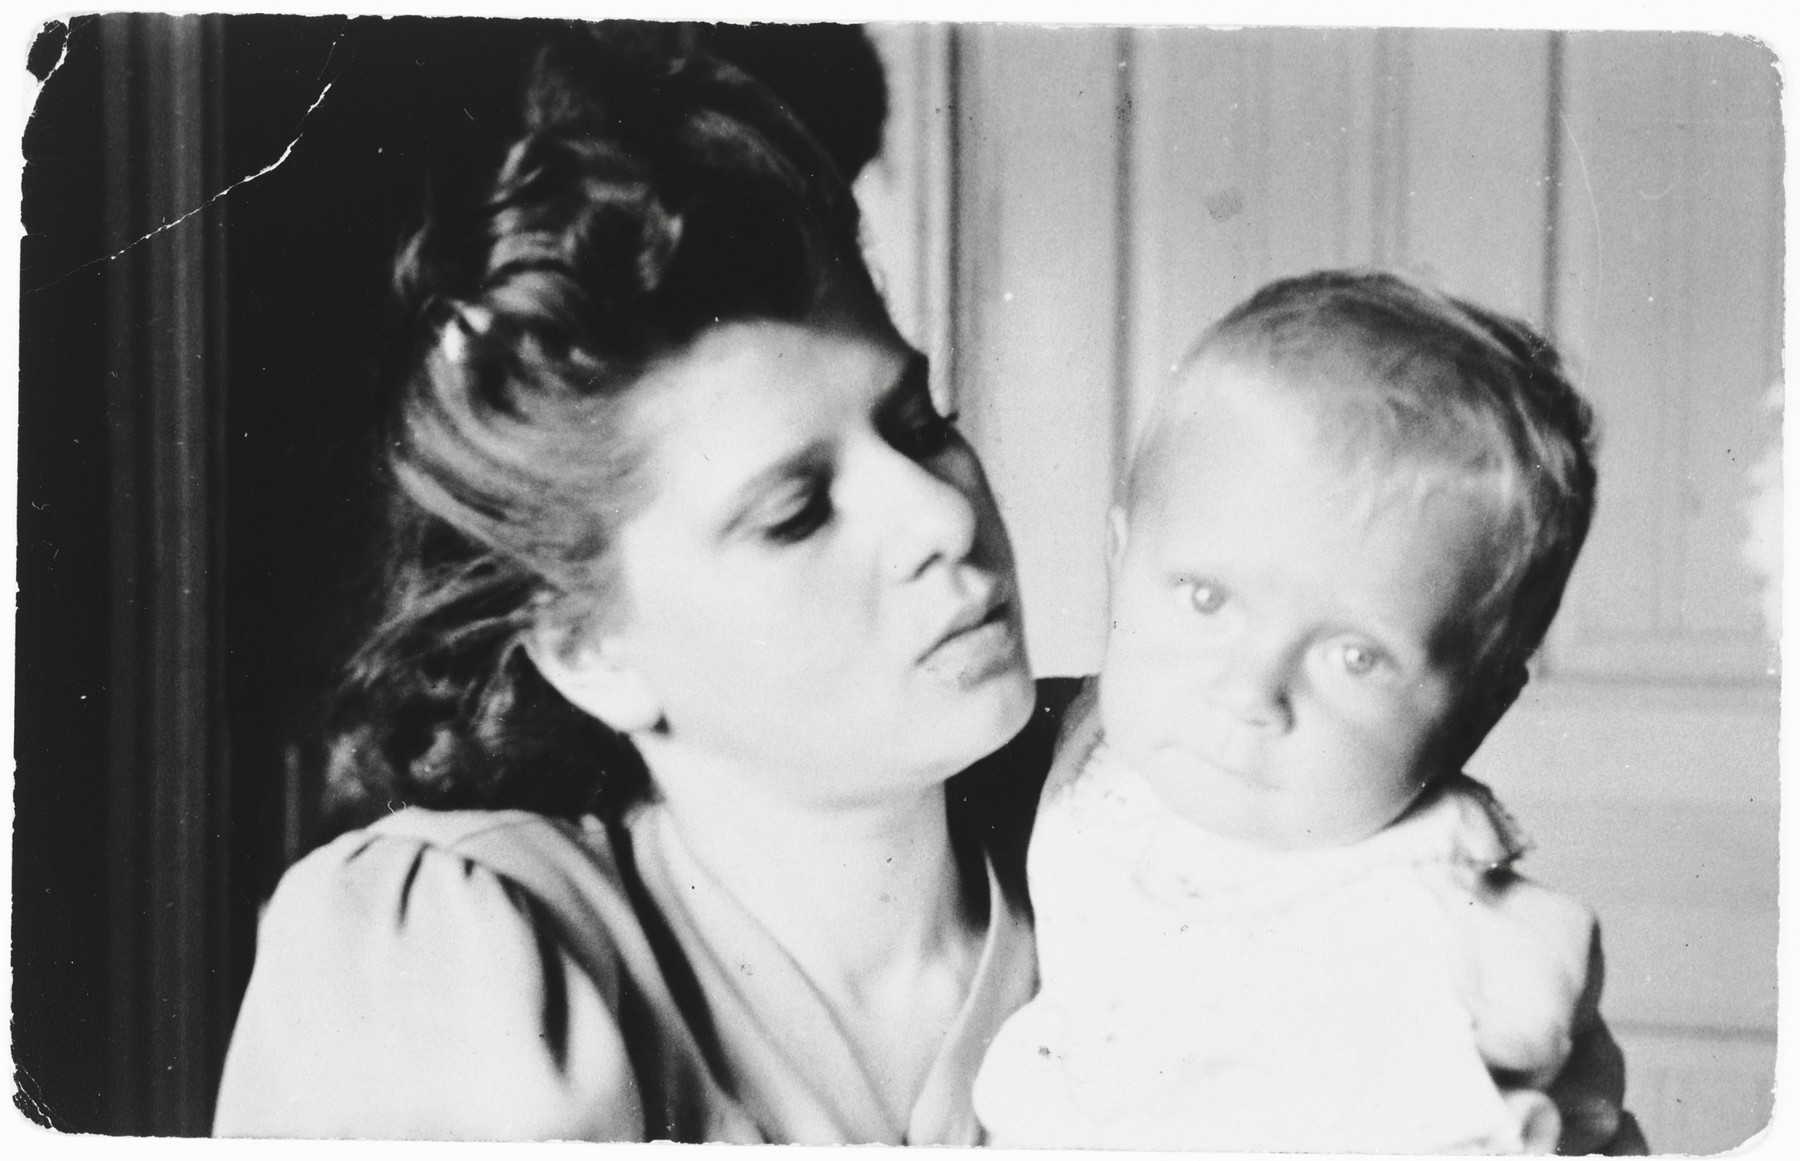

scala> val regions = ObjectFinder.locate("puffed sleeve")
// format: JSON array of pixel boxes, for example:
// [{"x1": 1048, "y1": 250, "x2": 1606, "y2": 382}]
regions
[{"x1": 212, "y1": 828, "x2": 644, "y2": 1140}]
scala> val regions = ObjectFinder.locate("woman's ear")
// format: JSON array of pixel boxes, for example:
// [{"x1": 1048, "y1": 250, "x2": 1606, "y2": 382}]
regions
[{"x1": 523, "y1": 620, "x2": 664, "y2": 735}]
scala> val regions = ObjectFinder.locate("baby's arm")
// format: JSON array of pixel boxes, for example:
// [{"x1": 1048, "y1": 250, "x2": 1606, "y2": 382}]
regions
[
  {"x1": 1465, "y1": 871, "x2": 1646, "y2": 1154},
  {"x1": 1544, "y1": 928, "x2": 1648, "y2": 1154}
]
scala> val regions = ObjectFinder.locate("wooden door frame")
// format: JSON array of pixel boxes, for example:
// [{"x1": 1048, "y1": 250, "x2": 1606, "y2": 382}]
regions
[{"x1": 98, "y1": 12, "x2": 234, "y2": 1135}]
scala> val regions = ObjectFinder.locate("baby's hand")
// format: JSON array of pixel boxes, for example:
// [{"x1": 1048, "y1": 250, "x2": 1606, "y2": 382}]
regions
[
  {"x1": 1497, "y1": 1088, "x2": 1562, "y2": 1153},
  {"x1": 1454, "y1": 870, "x2": 1593, "y2": 1085},
  {"x1": 1453, "y1": 873, "x2": 1641, "y2": 1154}
]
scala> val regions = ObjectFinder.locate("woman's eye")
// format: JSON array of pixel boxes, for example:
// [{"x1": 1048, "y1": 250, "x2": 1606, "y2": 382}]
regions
[
  {"x1": 890, "y1": 407, "x2": 961, "y2": 460},
  {"x1": 763, "y1": 481, "x2": 833, "y2": 543},
  {"x1": 1178, "y1": 580, "x2": 1227, "y2": 615}
]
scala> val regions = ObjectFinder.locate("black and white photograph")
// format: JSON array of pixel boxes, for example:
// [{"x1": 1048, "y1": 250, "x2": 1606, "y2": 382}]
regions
[{"x1": 9, "y1": 4, "x2": 1786, "y2": 1154}]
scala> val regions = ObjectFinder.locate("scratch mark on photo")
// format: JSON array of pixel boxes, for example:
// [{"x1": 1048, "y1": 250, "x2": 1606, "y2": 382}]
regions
[{"x1": 25, "y1": 24, "x2": 348, "y2": 296}]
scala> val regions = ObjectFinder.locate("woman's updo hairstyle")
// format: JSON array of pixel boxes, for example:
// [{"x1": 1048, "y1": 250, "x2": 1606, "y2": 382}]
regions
[{"x1": 324, "y1": 23, "x2": 876, "y2": 828}]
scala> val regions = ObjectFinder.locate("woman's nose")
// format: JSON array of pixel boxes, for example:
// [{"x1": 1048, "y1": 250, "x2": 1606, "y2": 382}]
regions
[{"x1": 870, "y1": 446, "x2": 979, "y2": 580}]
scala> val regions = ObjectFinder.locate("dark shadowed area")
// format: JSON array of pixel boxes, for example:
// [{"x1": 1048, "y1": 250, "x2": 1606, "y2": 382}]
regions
[{"x1": 14, "y1": 15, "x2": 888, "y2": 1134}]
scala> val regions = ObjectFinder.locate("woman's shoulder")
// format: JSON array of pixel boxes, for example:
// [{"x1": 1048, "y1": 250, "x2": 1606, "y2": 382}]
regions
[
  {"x1": 262, "y1": 809, "x2": 620, "y2": 947},
  {"x1": 215, "y1": 808, "x2": 647, "y2": 1139}
]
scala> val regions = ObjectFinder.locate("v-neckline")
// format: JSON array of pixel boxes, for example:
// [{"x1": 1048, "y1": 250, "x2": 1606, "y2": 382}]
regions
[{"x1": 628, "y1": 801, "x2": 1034, "y2": 1144}]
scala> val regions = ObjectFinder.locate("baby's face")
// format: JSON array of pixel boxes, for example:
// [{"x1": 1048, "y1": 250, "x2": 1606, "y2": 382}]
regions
[{"x1": 1101, "y1": 376, "x2": 1490, "y2": 849}]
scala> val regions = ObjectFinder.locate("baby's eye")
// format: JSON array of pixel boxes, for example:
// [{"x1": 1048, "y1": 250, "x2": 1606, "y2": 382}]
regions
[
  {"x1": 1177, "y1": 579, "x2": 1227, "y2": 616},
  {"x1": 1335, "y1": 641, "x2": 1386, "y2": 677}
]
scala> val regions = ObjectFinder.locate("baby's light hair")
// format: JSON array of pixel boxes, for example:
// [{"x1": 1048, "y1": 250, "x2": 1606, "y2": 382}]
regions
[{"x1": 1132, "y1": 269, "x2": 1596, "y2": 748}]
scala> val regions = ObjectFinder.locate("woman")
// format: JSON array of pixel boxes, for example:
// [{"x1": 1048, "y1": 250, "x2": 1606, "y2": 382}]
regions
[{"x1": 211, "y1": 27, "x2": 1077, "y2": 1142}]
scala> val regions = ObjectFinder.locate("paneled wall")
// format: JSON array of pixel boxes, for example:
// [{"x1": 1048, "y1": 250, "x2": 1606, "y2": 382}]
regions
[
  {"x1": 1550, "y1": 34, "x2": 1783, "y2": 684},
  {"x1": 861, "y1": 25, "x2": 1781, "y2": 1154}
]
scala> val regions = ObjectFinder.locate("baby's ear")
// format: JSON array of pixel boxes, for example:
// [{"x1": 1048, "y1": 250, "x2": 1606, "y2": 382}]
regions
[
  {"x1": 1107, "y1": 505, "x2": 1130, "y2": 575},
  {"x1": 523, "y1": 616, "x2": 664, "y2": 735}
]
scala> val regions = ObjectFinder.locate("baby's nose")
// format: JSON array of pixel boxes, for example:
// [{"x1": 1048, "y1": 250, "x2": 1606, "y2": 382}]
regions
[{"x1": 1207, "y1": 639, "x2": 1296, "y2": 732}]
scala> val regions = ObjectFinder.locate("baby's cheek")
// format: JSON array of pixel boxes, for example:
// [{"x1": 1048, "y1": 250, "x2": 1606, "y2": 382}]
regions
[
  {"x1": 1098, "y1": 654, "x2": 1180, "y2": 757},
  {"x1": 1341, "y1": 685, "x2": 1449, "y2": 764},
  {"x1": 1297, "y1": 711, "x2": 1429, "y2": 820}
]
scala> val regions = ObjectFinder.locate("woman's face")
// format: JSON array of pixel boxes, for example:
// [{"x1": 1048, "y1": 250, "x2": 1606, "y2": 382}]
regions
[{"x1": 578, "y1": 308, "x2": 1033, "y2": 809}]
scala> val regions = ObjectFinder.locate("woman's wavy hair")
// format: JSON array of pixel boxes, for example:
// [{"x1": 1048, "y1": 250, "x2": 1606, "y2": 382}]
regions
[{"x1": 323, "y1": 24, "x2": 874, "y2": 828}]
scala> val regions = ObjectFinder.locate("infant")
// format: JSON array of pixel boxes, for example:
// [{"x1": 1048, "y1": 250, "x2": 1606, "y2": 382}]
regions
[{"x1": 974, "y1": 271, "x2": 1640, "y2": 1154}]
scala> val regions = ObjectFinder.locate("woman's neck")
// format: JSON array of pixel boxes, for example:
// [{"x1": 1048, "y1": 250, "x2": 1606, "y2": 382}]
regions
[
  {"x1": 644, "y1": 754, "x2": 976, "y2": 1000},
  {"x1": 638, "y1": 747, "x2": 985, "y2": 1129}
]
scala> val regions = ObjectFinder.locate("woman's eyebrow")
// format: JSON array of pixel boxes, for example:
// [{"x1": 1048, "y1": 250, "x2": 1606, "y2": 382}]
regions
[{"x1": 717, "y1": 441, "x2": 832, "y2": 540}]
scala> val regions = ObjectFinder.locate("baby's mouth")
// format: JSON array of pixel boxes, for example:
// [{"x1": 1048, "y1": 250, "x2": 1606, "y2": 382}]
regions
[{"x1": 1165, "y1": 742, "x2": 1274, "y2": 789}]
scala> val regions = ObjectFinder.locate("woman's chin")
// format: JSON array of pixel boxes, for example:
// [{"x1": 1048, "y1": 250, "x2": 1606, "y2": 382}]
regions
[
  {"x1": 891, "y1": 670, "x2": 1034, "y2": 790},
  {"x1": 960, "y1": 661, "x2": 1039, "y2": 757}
]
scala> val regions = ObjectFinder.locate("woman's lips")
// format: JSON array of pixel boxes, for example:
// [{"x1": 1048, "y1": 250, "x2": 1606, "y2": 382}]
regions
[{"x1": 919, "y1": 596, "x2": 1022, "y2": 687}]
